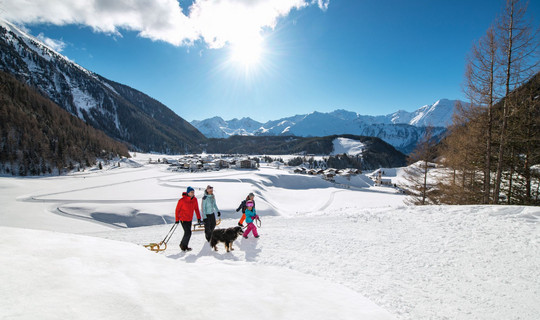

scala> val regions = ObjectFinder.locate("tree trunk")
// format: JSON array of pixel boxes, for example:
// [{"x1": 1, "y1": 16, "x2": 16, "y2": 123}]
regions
[
  {"x1": 507, "y1": 147, "x2": 515, "y2": 204},
  {"x1": 422, "y1": 160, "x2": 428, "y2": 205},
  {"x1": 493, "y1": 1, "x2": 515, "y2": 204}
]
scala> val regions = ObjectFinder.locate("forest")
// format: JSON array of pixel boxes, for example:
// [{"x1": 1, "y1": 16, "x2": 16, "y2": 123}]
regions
[
  {"x1": 0, "y1": 71, "x2": 130, "y2": 175},
  {"x1": 404, "y1": 0, "x2": 539, "y2": 206}
]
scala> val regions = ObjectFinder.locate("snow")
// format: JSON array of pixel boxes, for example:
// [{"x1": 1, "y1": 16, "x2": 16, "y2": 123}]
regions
[
  {"x1": 1, "y1": 18, "x2": 93, "y2": 76},
  {"x1": 331, "y1": 137, "x2": 366, "y2": 156},
  {"x1": 1, "y1": 155, "x2": 539, "y2": 320},
  {"x1": 190, "y1": 100, "x2": 463, "y2": 142},
  {"x1": 190, "y1": 102, "x2": 459, "y2": 153},
  {"x1": 0, "y1": 226, "x2": 391, "y2": 320},
  {"x1": 71, "y1": 86, "x2": 98, "y2": 113},
  {"x1": 407, "y1": 99, "x2": 461, "y2": 127}
]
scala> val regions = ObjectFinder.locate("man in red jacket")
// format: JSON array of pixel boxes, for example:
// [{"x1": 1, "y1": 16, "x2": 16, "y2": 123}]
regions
[{"x1": 175, "y1": 186, "x2": 202, "y2": 251}]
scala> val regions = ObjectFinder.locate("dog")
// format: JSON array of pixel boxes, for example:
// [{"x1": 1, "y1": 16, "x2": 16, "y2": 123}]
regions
[{"x1": 209, "y1": 226, "x2": 244, "y2": 252}]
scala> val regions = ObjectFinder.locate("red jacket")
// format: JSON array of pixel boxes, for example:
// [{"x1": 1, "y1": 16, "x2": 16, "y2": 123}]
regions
[{"x1": 175, "y1": 192, "x2": 201, "y2": 222}]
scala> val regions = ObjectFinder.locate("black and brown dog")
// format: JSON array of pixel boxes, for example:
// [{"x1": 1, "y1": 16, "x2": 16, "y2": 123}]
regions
[{"x1": 209, "y1": 226, "x2": 244, "y2": 252}]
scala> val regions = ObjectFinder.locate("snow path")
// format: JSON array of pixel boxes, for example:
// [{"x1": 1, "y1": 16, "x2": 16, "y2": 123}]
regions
[{"x1": 91, "y1": 206, "x2": 540, "y2": 320}]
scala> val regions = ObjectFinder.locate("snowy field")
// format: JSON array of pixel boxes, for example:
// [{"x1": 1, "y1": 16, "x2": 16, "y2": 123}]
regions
[{"x1": 1, "y1": 153, "x2": 539, "y2": 320}]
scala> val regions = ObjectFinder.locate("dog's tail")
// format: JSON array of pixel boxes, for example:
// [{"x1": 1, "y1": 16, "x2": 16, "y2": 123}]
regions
[{"x1": 209, "y1": 236, "x2": 217, "y2": 248}]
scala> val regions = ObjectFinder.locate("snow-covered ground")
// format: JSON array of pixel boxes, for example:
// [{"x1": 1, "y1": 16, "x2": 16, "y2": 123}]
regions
[
  {"x1": 331, "y1": 137, "x2": 365, "y2": 156},
  {"x1": 1, "y1": 154, "x2": 539, "y2": 320}
]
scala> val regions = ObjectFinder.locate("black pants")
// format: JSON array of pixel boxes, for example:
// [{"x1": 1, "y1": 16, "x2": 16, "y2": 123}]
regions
[
  {"x1": 203, "y1": 213, "x2": 216, "y2": 242},
  {"x1": 180, "y1": 221, "x2": 192, "y2": 249}
]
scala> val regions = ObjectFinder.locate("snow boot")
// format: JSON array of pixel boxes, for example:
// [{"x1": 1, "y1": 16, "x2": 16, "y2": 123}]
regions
[{"x1": 180, "y1": 244, "x2": 192, "y2": 252}]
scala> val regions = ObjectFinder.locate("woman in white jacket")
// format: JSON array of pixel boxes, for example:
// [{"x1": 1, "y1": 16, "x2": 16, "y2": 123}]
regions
[{"x1": 201, "y1": 185, "x2": 221, "y2": 242}]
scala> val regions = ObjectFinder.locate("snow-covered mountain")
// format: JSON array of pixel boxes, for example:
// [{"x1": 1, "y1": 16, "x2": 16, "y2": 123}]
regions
[
  {"x1": 191, "y1": 116, "x2": 263, "y2": 138},
  {"x1": 0, "y1": 19, "x2": 205, "y2": 154},
  {"x1": 191, "y1": 99, "x2": 464, "y2": 154}
]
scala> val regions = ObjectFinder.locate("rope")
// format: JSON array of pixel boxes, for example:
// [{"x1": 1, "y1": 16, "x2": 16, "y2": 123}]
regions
[
  {"x1": 161, "y1": 222, "x2": 180, "y2": 245},
  {"x1": 143, "y1": 221, "x2": 179, "y2": 252},
  {"x1": 255, "y1": 216, "x2": 261, "y2": 228}
]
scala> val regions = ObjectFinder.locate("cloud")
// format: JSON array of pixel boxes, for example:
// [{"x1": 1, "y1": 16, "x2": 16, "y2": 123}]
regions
[
  {"x1": 0, "y1": 0, "x2": 329, "y2": 48},
  {"x1": 36, "y1": 33, "x2": 66, "y2": 52},
  {"x1": 313, "y1": 0, "x2": 330, "y2": 11}
]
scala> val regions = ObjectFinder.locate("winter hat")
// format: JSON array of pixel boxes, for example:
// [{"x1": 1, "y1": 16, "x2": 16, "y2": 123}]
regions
[
  {"x1": 186, "y1": 186, "x2": 195, "y2": 193},
  {"x1": 246, "y1": 200, "x2": 254, "y2": 207}
]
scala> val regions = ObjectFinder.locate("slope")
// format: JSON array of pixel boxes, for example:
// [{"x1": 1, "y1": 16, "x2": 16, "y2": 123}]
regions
[
  {"x1": 0, "y1": 19, "x2": 206, "y2": 154},
  {"x1": 0, "y1": 70, "x2": 129, "y2": 175},
  {"x1": 0, "y1": 226, "x2": 394, "y2": 320},
  {"x1": 1, "y1": 163, "x2": 538, "y2": 320}
]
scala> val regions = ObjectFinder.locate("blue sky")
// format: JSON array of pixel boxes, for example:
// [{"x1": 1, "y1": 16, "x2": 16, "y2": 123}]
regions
[{"x1": 2, "y1": 0, "x2": 539, "y2": 122}]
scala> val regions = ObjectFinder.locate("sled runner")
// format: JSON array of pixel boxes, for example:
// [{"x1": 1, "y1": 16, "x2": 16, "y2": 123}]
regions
[{"x1": 143, "y1": 222, "x2": 179, "y2": 252}]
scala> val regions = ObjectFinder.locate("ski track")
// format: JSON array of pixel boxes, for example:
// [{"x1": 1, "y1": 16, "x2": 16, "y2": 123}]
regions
[
  {"x1": 317, "y1": 189, "x2": 345, "y2": 211},
  {"x1": 90, "y1": 206, "x2": 540, "y2": 320}
]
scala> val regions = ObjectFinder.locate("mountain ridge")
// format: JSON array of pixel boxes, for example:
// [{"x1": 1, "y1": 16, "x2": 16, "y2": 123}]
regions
[
  {"x1": 0, "y1": 19, "x2": 206, "y2": 154},
  {"x1": 192, "y1": 99, "x2": 464, "y2": 154}
]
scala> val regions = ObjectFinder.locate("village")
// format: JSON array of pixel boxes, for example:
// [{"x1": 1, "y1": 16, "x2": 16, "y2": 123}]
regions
[{"x1": 139, "y1": 153, "x2": 394, "y2": 187}]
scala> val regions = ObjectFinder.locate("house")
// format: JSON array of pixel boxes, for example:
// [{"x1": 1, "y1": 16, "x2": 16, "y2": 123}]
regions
[
  {"x1": 187, "y1": 161, "x2": 201, "y2": 171},
  {"x1": 375, "y1": 171, "x2": 392, "y2": 186},
  {"x1": 239, "y1": 159, "x2": 257, "y2": 169},
  {"x1": 324, "y1": 168, "x2": 337, "y2": 175},
  {"x1": 294, "y1": 167, "x2": 307, "y2": 174},
  {"x1": 322, "y1": 168, "x2": 337, "y2": 180},
  {"x1": 213, "y1": 159, "x2": 230, "y2": 169},
  {"x1": 203, "y1": 162, "x2": 217, "y2": 170},
  {"x1": 202, "y1": 154, "x2": 214, "y2": 162},
  {"x1": 342, "y1": 168, "x2": 360, "y2": 175}
]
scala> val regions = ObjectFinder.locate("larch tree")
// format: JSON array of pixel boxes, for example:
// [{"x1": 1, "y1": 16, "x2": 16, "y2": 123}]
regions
[
  {"x1": 463, "y1": 26, "x2": 501, "y2": 204},
  {"x1": 493, "y1": 0, "x2": 539, "y2": 203},
  {"x1": 403, "y1": 128, "x2": 439, "y2": 205}
]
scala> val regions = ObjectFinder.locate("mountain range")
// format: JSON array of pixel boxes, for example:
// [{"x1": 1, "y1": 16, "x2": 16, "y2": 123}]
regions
[
  {"x1": 0, "y1": 18, "x2": 447, "y2": 172},
  {"x1": 191, "y1": 99, "x2": 465, "y2": 154},
  {"x1": 0, "y1": 19, "x2": 205, "y2": 154}
]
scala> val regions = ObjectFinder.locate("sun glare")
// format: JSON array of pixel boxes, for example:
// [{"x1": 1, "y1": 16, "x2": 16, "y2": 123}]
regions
[{"x1": 229, "y1": 37, "x2": 263, "y2": 68}]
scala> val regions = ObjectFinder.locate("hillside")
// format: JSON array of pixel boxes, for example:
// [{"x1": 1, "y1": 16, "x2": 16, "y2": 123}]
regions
[
  {"x1": 204, "y1": 134, "x2": 407, "y2": 169},
  {"x1": 0, "y1": 70, "x2": 130, "y2": 175},
  {"x1": 0, "y1": 20, "x2": 206, "y2": 154}
]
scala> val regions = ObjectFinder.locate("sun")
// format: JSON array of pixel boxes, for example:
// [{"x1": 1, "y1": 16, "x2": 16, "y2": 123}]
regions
[{"x1": 229, "y1": 37, "x2": 264, "y2": 68}]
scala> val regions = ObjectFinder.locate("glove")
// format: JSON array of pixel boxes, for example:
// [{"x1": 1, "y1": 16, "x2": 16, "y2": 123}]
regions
[
  {"x1": 236, "y1": 208, "x2": 240, "y2": 212},
  {"x1": 175, "y1": 221, "x2": 179, "y2": 224},
  {"x1": 253, "y1": 215, "x2": 259, "y2": 220},
  {"x1": 217, "y1": 212, "x2": 221, "y2": 217},
  {"x1": 197, "y1": 219, "x2": 202, "y2": 224}
]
